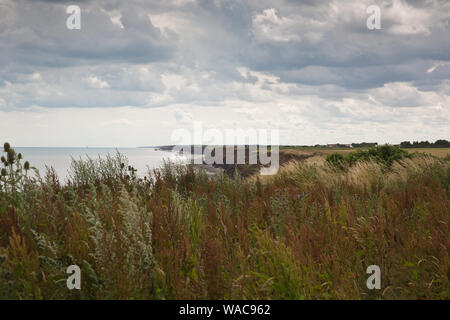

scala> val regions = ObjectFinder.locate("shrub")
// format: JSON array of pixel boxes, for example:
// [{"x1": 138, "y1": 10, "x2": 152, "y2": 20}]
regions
[
  {"x1": 325, "y1": 153, "x2": 345, "y2": 167},
  {"x1": 364, "y1": 144, "x2": 410, "y2": 165},
  {"x1": 328, "y1": 145, "x2": 411, "y2": 168}
]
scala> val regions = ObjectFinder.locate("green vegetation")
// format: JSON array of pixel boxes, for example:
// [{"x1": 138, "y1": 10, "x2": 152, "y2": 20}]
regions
[
  {"x1": 0, "y1": 142, "x2": 449, "y2": 299},
  {"x1": 324, "y1": 152, "x2": 346, "y2": 168},
  {"x1": 326, "y1": 145, "x2": 411, "y2": 167},
  {"x1": 400, "y1": 139, "x2": 450, "y2": 148}
]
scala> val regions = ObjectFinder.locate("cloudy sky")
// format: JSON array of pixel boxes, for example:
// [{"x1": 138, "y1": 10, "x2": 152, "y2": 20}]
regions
[{"x1": 0, "y1": 0, "x2": 449, "y2": 147}]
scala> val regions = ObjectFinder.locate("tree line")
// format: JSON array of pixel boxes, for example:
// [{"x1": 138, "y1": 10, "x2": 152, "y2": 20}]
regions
[{"x1": 399, "y1": 139, "x2": 450, "y2": 148}]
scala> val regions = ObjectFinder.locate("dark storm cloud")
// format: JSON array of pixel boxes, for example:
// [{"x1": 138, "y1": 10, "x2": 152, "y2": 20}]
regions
[
  {"x1": 0, "y1": 0, "x2": 174, "y2": 69},
  {"x1": 0, "y1": 0, "x2": 449, "y2": 110}
]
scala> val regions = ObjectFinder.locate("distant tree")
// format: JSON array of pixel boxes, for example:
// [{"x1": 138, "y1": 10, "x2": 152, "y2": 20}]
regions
[
  {"x1": 401, "y1": 139, "x2": 449, "y2": 148},
  {"x1": 400, "y1": 141, "x2": 412, "y2": 148},
  {"x1": 351, "y1": 142, "x2": 378, "y2": 148},
  {"x1": 434, "y1": 139, "x2": 450, "y2": 147}
]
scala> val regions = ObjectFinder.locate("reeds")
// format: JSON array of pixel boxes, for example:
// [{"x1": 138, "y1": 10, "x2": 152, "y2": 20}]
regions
[{"x1": 0, "y1": 143, "x2": 448, "y2": 299}]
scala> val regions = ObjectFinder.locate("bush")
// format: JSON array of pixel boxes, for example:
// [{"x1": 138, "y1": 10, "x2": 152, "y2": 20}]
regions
[
  {"x1": 327, "y1": 145, "x2": 410, "y2": 168},
  {"x1": 365, "y1": 144, "x2": 410, "y2": 165},
  {"x1": 325, "y1": 153, "x2": 345, "y2": 167}
]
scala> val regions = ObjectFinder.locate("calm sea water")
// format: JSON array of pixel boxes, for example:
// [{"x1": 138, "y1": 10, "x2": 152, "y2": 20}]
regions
[{"x1": 14, "y1": 147, "x2": 188, "y2": 181}]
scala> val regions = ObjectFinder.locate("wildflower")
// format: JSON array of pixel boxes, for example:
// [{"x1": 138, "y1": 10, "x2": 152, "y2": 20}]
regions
[
  {"x1": 18, "y1": 153, "x2": 22, "y2": 160},
  {"x1": 24, "y1": 161, "x2": 30, "y2": 170},
  {"x1": 1, "y1": 168, "x2": 6, "y2": 176},
  {"x1": 0, "y1": 156, "x2": 5, "y2": 164},
  {"x1": 3, "y1": 142, "x2": 10, "y2": 152},
  {"x1": 7, "y1": 149, "x2": 15, "y2": 165}
]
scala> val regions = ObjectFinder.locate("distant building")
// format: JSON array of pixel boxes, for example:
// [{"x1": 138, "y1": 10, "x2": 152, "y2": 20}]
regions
[{"x1": 327, "y1": 144, "x2": 353, "y2": 148}]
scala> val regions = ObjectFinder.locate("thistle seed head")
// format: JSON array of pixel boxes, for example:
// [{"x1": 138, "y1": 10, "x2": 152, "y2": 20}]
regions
[
  {"x1": 24, "y1": 161, "x2": 30, "y2": 170},
  {"x1": 3, "y1": 142, "x2": 10, "y2": 153},
  {"x1": 7, "y1": 149, "x2": 15, "y2": 165}
]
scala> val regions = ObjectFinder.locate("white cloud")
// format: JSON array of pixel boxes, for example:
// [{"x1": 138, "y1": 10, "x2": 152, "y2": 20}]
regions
[
  {"x1": 84, "y1": 76, "x2": 110, "y2": 89},
  {"x1": 173, "y1": 108, "x2": 194, "y2": 124},
  {"x1": 252, "y1": 8, "x2": 300, "y2": 42},
  {"x1": 30, "y1": 73, "x2": 42, "y2": 81},
  {"x1": 162, "y1": 73, "x2": 187, "y2": 90},
  {"x1": 383, "y1": 0, "x2": 448, "y2": 36},
  {"x1": 427, "y1": 62, "x2": 450, "y2": 73},
  {"x1": 369, "y1": 82, "x2": 442, "y2": 108},
  {"x1": 109, "y1": 11, "x2": 124, "y2": 29}
]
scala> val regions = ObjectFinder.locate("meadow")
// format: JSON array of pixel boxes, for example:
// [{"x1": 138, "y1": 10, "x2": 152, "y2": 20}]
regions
[
  {"x1": 0, "y1": 142, "x2": 448, "y2": 299},
  {"x1": 280, "y1": 146, "x2": 450, "y2": 158},
  {"x1": 401, "y1": 148, "x2": 450, "y2": 158}
]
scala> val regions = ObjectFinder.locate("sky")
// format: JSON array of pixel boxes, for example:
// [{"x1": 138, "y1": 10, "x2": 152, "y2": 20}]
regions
[{"x1": 0, "y1": 0, "x2": 449, "y2": 147}]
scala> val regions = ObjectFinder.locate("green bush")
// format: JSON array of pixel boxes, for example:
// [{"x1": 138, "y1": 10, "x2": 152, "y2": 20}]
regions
[
  {"x1": 364, "y1": 144, "x2": 410, "y2": 165},
  {"x1": 327, "y1": 145, "x2": 410, "y2": 168},
  {"x1": 325, "y1": 153, "x2": 345, "y2": 167}
]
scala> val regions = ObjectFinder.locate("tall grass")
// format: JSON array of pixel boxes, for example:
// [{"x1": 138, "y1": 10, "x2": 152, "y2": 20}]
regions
[{"x1": 0, "y1": 143, "x2": 448, "y2": 299}]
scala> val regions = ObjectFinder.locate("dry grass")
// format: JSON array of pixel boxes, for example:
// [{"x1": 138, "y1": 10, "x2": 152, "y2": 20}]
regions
[
  {"x1": 281, "y1": 147, "x2": 450, "y2": 158},
  {"x1": 0, "y1": 146, "x2": 449, "y2": 300},
  {"x1": 401, "y1": 148, "x2": 450, "y2": 158}
]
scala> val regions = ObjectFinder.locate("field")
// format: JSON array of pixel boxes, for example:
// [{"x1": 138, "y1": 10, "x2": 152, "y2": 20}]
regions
[
  {"x1": 0, "y1": 144, "x2": 449, "y2": 299},
  {"x1": 402, "y1": 148, "x2": 450, "y2": 158},
  {"x1": 280, "y1": 147, "x2": 450, "y2": 158}
]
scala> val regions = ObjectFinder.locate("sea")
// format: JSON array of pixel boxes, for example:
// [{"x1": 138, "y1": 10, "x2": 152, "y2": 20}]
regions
[{"x1": 13, "y1": 147, "x2": 189, "y2": 182}]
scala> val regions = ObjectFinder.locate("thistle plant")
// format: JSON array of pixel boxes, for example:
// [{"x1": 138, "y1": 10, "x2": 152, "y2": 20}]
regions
[
  {"x1": 7, "y1": 148, "x2": 16, "y2": 165},
  {"x1": 0, "y1": 142, "x2": 37, "y2": 201}
]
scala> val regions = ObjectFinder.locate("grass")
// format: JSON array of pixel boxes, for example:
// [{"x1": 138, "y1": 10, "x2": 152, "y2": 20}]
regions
[
  {"x1": 402, "y1": 148, "x2": 450, "y2": 158},
  {"x1": 0, "y1": 142, "x2": 449, "y2": 299},
  {"x1": 282, "y1": 146, "x2": 450, "y2": 158}
]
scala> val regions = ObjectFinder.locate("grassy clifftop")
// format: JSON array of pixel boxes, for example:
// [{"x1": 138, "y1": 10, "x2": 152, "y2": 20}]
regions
[{"x1": 0, "y1": 143, "x2": 449, "y2": 299}]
